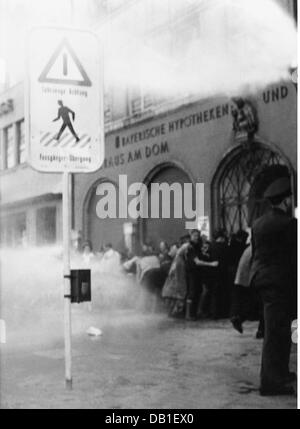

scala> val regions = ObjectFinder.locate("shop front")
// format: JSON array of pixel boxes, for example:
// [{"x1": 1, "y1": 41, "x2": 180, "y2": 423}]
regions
[{"x1": 74, "y1": 80, "x2": 297, "y2": 253}]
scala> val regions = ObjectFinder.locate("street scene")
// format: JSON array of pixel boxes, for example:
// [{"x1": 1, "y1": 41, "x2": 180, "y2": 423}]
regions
[
  {"x1": 0, "y1": 245, "x2": 297, "y2": 409},
  {"x1": 1, "y1": 312, "x2": 297, "y2": 409},
  {"x1": 0, "y1": 0, "x2": 298, "y2": 411}
]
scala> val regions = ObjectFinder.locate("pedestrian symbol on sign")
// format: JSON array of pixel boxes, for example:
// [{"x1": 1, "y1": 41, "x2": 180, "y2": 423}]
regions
[{"x1": 53, "y1": 100, "x2": 80, "y2": 142}]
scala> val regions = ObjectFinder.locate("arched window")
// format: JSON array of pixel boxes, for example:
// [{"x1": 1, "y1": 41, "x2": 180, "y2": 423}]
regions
[{"x1": 212, "y1": 142, "x2": 295, "y2": 236}]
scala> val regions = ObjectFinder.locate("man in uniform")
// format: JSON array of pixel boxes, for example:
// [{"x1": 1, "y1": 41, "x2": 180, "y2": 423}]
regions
[{"x1": 250, "y1": 175, "x2": 297, "y2": 396}]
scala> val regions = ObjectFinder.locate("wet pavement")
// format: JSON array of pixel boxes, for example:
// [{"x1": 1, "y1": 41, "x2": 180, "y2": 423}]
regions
[{"x1": 0, "y1": 309, "x2": 297, "y2": 409}]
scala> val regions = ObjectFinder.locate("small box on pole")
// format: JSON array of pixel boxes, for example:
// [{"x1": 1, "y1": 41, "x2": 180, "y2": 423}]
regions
[{"x1": 70, "y1": 269, "x2": 91, "y2": 303}]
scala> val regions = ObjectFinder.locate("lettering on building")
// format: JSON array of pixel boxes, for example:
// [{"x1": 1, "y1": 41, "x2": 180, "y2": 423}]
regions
[
  {"x1": 115, "y1": 103, "x2": 230, "y2": 149},
  {"x1": 101, "y1": 142, "x2": 170, "y2": 170},
  {"x1": 263, "y1": 86, "x2": 289, "y2": 104}
]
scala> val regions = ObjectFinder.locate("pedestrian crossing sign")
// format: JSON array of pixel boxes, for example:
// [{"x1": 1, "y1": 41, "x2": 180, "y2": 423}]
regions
[
  {"x1": 38, "y1": 38, "x2": 92, "y2": 87},
  {"x1": 26, "y1": 27, "x2": 104, "y2": 173}
]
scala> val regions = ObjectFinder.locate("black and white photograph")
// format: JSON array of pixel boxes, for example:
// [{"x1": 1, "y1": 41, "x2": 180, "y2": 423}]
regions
[{"x1": 0, "y1": 0, "x2": 298, "y2": 412}]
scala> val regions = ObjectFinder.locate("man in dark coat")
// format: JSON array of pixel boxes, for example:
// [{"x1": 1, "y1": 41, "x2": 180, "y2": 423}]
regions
[
  {"x1": 185, "y1": 230, "x2": 203, "y2": 321},
  {"x1": 209, "y1": 230, "x2": 229, "y2": 319},
  {"x1": 250, "y1": 176, "x2": 297, "y2": 396}
]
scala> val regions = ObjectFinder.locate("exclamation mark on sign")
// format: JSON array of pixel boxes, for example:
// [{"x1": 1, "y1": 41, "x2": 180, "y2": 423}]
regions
[{"x1": 63, "y1": 53, "x2": 68, "y2": 76}]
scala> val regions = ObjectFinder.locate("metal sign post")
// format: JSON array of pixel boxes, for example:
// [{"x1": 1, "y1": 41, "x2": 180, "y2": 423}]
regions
[
  {"x1": 26, "y1": 27, "x2": 104, "y2": 388},
  {"x1": 63, "y1": 171, "x2": 72, "y2": 388}
]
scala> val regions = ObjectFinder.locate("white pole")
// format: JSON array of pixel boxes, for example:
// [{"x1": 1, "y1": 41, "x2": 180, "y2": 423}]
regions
[
  {"x1": 0, "y1": 319, "x2": 6, "y2": 344},
  {"x1": 63, "y1": 171, "x2": 72, "y2": 389}
]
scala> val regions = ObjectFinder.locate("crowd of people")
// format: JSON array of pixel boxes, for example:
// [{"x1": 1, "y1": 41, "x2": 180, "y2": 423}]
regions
[
  {"x1": 70, "y1": 228, "x2": 255, "y2": 324},
  {"x1": 71, "y1": 227, "x2": 270, "y2": 334},
  {"x1": 121, "y1": 228, "x2": 257, "y2": 325}
]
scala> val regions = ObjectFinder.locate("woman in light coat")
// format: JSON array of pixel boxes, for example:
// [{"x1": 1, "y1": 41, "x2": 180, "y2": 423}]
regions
[
  {"x1": 231, "y1": 243, "x2": 264, "y2": 338},
  {"x1": 162, "y1": 242, "x2": 190, "y2": 317}
]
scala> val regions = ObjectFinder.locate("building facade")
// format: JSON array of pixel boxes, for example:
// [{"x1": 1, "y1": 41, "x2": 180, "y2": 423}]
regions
[
  {"x1": 0, "y1": 83, "x2": 63, "y2": 247},
  {"x1": 0, "y1": 0, "x2": 297, "y2": 250},
  {"x1": 74, "y1": 81, "x2": 297, "y2": 252},
  {"x1": 72, "y1": 0, "x2": 297, "y2": 252}
]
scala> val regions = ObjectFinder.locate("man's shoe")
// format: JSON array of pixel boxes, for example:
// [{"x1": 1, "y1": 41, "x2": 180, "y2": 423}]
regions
[
  {"x1": 197, "y1": 312, "x2": 207, "y2": 320},
  {"x1": 259, "y1": 385, "x2": 295, "y2": 396},
  {"x1": 185, "y1": 301, "x2": 196, "y2": 321},
  {"x1": 186, "y1": 315, "x2": 197, "y2": 321},
  {"x1": 231, "y1": 316, "x2": 243, "y2": 334},
  {"x1": 283, "y1": 372, "x2": 297, "y2": 384},
  {"x1": 255, "y1": 330, "x2": 264, "y2": 339}
]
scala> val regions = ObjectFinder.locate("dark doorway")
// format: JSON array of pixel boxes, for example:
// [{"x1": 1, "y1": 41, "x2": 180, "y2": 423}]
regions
[{"x1": 142, "y1": 165, "x2": 193, "y2": 249}]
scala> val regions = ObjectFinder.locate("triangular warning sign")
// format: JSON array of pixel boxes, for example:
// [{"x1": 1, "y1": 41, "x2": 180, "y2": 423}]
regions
[{"x1": 38, "y1": 38, "x2": 92, "y2": 87}]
